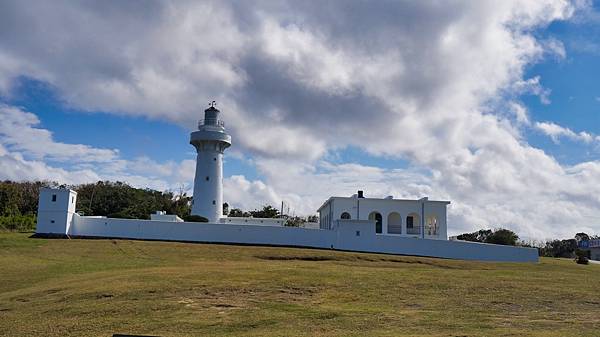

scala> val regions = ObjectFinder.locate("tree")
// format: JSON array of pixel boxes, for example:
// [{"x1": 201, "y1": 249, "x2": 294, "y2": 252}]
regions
[
  {"x1": 74, "y1": 181, "x2": 192, "y2": 219},
  {"x1": 540, "y1": 239, "x2": 578, "y2": 258},
  {"x1": 307, "y1": 215, "x2": 319, "y2": 223},
  {"x1": 456, "y1": 229, "x2": 492, "y2": 242},
  {"x1": 484, "y1": 229, "x2": 519, "y2": 246},
  {"x1": 575, "y1": 232, "x2": 590, "y2": 242},
  {"x1": 228, "y1": 208, "x2": 250, "y2": 217},
  {"x1": 285, "y1": 216, "x2": 305, "y2": 227},
  {"x1": 249, "y1": 205, "x2": 280, "y2": 218},
  {"x1": 456, "y1": 228, "x2": 518, "y2": 246},
  {"x1": 182, "y1": 214, "x2": 208, "y2": 222},
  {"x1": 223, "y1": 202, "x2": 229, "y2": 216}
]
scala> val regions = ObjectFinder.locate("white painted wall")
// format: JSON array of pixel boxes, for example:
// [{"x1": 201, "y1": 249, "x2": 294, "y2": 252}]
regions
[
  {"x1": 36, "y1": 188, "x2": 77, "y2": 235},
  {"x1": 71, "y1": 214, "x2": 335, "y2": 249},
  {"x1": 219, "y1": 217, "x2": 286, "y2": 226},
  {"x1": 61, "y1": 215, "x2": 538, "y2": 262},
  {"x1": 333, "y1": 220, "x2": 537, "y2": 262},
  {"x1": 35, "y1": 188, "x2": 537, "y2": 262}
]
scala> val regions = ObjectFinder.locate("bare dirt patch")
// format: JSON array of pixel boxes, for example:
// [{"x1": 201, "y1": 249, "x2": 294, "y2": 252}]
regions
[
  {"x1": 174, "y1": 285, "x2": 319, "y2": 311},
  {"x1": 254, "y1": 253, "x2": 464, "y2": 269}
]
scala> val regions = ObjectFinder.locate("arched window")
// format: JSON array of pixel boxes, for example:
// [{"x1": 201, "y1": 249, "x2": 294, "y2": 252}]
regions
[
  {"x1": 406, "y1": 213, "x2": 420, "y2": 235},
  {"x1": 426, "y1": 216, "x2": 438, "y2": 236},
  {"x1": 387, "y1": 212, "x2": 402, "y2": 234},
  {"x1": 340, "y1": 212, "x2": 351, "y2": 220},
  {"x1": 369, "y1": 211, "x2": 383, "y2": 234}
]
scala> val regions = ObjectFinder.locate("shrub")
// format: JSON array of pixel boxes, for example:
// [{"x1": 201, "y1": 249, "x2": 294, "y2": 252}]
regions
[
  {"x1": 182, "y1": 215, "x2": 209, "y2": 223},
  {"x1": 0, "y1": 214, "x2": 37, "y2": 232}
]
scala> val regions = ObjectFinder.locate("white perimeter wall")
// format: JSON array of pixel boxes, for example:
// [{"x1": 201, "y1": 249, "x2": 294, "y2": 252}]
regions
[{"x1": 67, "y1": 215, "x2": 538, "y2": 262}]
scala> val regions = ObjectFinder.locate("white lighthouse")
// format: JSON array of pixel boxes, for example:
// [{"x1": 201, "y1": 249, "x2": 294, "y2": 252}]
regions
[{"x1": 190, "y1": 102, "x2": 231, "y2": 222}]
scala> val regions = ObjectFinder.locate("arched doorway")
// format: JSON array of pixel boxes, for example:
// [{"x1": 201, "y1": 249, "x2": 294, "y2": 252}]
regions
[
  {"x1": 369, "y1": 211, "x2": 383, "y2": 234},
  {"x1": 387, "y1": 212, "x2": 402, "y2": 234}
]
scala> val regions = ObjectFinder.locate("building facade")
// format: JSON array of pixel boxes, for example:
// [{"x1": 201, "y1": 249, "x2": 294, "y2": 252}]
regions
[
  {"x1": 317, "y1": 192, "x2": 449, "y2": 240},
  {"x1": 36, "y1": 187, "x2": 78, "y2": 235}
]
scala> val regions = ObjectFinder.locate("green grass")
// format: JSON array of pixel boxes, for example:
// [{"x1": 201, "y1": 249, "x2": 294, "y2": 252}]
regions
[{"x1": 0, "y1": 232, "x2": 599, "y2": 337}]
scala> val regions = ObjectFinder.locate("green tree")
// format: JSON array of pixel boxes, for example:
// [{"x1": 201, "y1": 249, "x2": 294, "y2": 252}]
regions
[
  {"x1": 228, "y1": 208, "x2": 250, "y2": 217},
  {"x1": 456, "y1": 229, "x2": 492, "y2": 242},
  {"x1": 575, "y1": 232, "x2": 590, "y2": 242},
  {"x1": 484, "y1": 229, "x2": 519, "y2": 246},
  {"x1": 249, "y1": 205, "x2": 280, "y2": 218}
]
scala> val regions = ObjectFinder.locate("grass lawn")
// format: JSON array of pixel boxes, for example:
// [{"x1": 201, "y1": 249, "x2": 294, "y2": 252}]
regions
[{"x1": 0, "y1": 232, "x2": 599, "y2": 337}]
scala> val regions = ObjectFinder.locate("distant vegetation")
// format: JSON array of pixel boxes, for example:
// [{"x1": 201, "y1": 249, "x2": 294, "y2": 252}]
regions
[
  {"x1": 0, "y1": 180, "x2": 195, "y2": 230},
  {"x1": 0, "y1": 180, "x2": 309, "y2": 230},
  {"x1": 456, "y1": 228, "x2": 519, "y2": 246},
  {"x1": 455, "y1": 228, "x2": 598, "y2": 260},
  {"x1": 0, "y1": 181, "x2": 46, "y2": 232}
]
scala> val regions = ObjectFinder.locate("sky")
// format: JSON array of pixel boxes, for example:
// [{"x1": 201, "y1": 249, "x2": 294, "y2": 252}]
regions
[{"x1": 1, "y1": 0, "x2": 600, "y2": 239}]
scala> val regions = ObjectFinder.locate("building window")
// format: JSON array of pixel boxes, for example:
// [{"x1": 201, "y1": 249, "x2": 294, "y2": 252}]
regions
[
  {"x1": 387, "y1": 212, "x2": 402, "y2": 234},
  {"x1": 212, "y1": 200, "x2": 216, "y2": 205},
  {"x1": 71, "y1": 196, "x2": 74, "y2": 204},
  {"x1": 340, "y1": 212, "x2": 351, "y2": 220},
  {"x1": 50, "y1": 220, "x2": 55, "y2": 223},
  {"x1": 356, "y1": 230, "x2": 360, "y2": 236},
  {"x1": 406, "y1": 213, "x2": 420, "y2": 235},
  {"x1": 369, "y1": 211, "x2": 383, "y2": 234},
  {"x1": 206, "y1": 176, "x2": 209, "y2": 181},
  {"x1": 51, "y1": 194, "x2": 57, "y2": 202},
  {"x1": 426, "y1": 216, "x2": 438, "y2": 236}
]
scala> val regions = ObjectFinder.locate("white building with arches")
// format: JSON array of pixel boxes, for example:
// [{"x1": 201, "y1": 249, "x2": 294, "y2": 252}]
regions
[{"x1": 317, "y1": 191, "x2": 449, "y2": 240}]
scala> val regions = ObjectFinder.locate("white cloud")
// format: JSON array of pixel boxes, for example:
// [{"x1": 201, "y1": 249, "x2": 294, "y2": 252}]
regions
[
  {"x1": 509, "y1": 101, "x2": 531, "y2": 126},
  {"x1": 0, "y1": 104, "x2": 119, "y2": 162},
  {"x1": 3, "y1": 1, "x2": 600, "y2": 239},
  {"x1": 513, "y1": 76, "x2": 552, "y2": 105},
  {"x1": 0, "y1": 104, "x2": 195, "y2": 191},
  {"x1": 534, "y1": 121, "x2": 596, "y2": 143}
]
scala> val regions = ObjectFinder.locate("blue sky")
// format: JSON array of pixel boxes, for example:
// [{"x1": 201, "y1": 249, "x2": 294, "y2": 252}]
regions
[{"x1": 1, "y1": 1, "x2": 600, "y2": 238}]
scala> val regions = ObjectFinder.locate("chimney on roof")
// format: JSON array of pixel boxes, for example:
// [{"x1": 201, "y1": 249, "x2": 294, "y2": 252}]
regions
[{"x1": 357, "y1": 190, "x2": 364, "y2": 198}]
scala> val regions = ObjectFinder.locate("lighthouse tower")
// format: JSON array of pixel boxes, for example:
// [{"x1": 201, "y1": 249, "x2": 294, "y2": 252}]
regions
[{"x1": 190, "y1": 102, "x2": 231, "y2": 222}]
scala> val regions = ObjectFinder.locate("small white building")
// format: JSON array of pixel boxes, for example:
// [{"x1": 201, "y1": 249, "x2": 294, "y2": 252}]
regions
[
  {"x1": 318, "y1": 191, "x2": 449, "y2": 240},
  {"x1": 36, "y1": 187, "x2": 78, "y2": 235},
  {"x1": 151, "y1": 211, "x2": 183, "y2": 222}
]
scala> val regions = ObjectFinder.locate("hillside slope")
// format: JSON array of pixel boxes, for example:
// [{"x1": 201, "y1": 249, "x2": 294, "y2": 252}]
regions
[{"x1": 0, "y1": 233, "x2": 599, "y2": 337}]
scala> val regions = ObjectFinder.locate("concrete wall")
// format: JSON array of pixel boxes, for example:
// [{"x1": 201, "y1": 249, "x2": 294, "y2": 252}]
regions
[
  {"x1": 71, "y1": 214, "x2": 334, "y2": 249},
  {"x1": 333, "y1": 220, "x2": 538, "y2": 262},
  {"x1": 220, "y1": 217, "x2": 286, "y2": 226},
  {"x1": 61, "y1": 215, "x2": 538, "y2": 262}
]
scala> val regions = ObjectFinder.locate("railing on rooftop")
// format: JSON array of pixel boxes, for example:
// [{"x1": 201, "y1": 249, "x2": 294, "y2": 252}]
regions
[{"x1": 198, "y1": 119, "x2": 225, "y2": 128}]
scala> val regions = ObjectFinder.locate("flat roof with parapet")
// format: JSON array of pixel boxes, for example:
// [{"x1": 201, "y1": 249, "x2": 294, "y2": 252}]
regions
[{"x1": 317, "y1": 196, "x2": 451, "y2": 213}]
